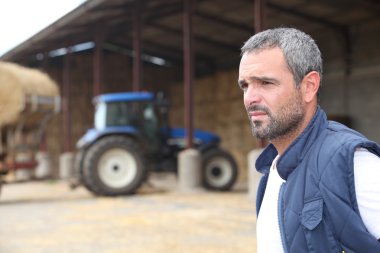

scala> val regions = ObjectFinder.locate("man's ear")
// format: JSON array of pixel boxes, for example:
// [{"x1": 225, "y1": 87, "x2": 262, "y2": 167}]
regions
[{"x1": 301, "y1": 71, "x2": 320, "y2": 103}]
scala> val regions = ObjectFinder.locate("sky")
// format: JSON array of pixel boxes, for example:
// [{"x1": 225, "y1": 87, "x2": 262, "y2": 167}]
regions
[{"x1": 0, "y1": 0, "x2": 87, "y2": 56}]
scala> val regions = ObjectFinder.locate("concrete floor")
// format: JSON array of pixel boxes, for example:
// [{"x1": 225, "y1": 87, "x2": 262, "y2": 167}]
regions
[{"x1": 0, "y1": 173, "x2": 257, "y2": 253}]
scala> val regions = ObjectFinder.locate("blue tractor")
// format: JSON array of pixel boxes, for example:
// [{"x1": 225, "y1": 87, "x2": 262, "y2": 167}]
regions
[{"x1": 73, "y1": 91, "x2": 238, "y2": 196}]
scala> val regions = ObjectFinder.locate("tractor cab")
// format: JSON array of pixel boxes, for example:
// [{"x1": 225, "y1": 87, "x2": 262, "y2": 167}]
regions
[
  {"x1": 91, "y1": 92, "x2": 165, "y2": 154},
  {"x1": 94, "y1": 92, "x2": 159, "y2": 129}
]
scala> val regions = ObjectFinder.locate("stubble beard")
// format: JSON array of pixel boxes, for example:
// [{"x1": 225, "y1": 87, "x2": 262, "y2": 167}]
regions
[{"x1": 247, "y1": 92, "x2": 305, "y2": 141}]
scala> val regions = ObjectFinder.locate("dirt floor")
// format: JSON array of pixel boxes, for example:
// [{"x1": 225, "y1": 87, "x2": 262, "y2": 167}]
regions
[{"x1": 0, "y1": 173, "x2": 257, "y2": 253}]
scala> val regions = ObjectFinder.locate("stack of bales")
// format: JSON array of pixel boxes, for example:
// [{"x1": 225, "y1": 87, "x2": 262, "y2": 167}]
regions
[
  {"x1": 0, "y1": 61, "x2": 59, "y2": 128},
  {"x1": 168, "y1": 70, "x2": 260, "y2": 183}
]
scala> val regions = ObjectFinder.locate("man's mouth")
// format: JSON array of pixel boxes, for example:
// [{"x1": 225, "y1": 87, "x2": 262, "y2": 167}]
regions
[{"x1": 248, "y1": 111, "x2": 267, "y2": 121}]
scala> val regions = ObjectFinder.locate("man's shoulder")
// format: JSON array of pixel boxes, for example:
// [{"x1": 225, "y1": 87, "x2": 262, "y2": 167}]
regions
[
  {"x1": 319, "y1": 120, "x2": 371, "y2": 150},
  {"x1": 326, "y1": 120, "x2": 366, "y2": 139},
  {"x1": 311, "y1": 120, "x2": 380, "y2": 176}
]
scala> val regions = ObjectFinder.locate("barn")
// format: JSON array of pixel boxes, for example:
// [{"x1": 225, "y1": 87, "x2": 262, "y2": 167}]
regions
[{"x1": 1, "y1": 0, "x2": 380, "y2": 186}]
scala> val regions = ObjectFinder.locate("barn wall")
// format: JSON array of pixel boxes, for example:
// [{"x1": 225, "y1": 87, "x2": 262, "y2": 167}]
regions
[
  {"x1": 42, "y1": 20, "x2": 380, "y2": 183},
  {"x1": 318, "y1": 19, "x2": 380, "y2": 143}
]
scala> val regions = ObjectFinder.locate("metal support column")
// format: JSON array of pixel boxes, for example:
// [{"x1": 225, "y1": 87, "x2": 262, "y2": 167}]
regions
[
  {"x1": 39, "y1": 52, "x2": 50, "y2": 152},
  {"x1": 184, "y1": 0, "x2": 194, "y2": 148},
  {"x1": 254, "y1": 0, "x2": 266, "y2": 147},
  {"x1": 343, "y1": 28, "x2": 352, "y2": 116},
  {"x1": 133, "y1": 0, "x2": 143, "y2": 91},
  {"x1": 63, "y1": 48, "x2": 72, "y2": 152},
  {"x1": 41, "y1": 52, "x2": 49, "y2": 71},
  {"x1": 254, "y1": 0, "x2": 265, "y2": 33},
  {"x1": 94, "y1": 28, "x2": 105, "y2": 96}
]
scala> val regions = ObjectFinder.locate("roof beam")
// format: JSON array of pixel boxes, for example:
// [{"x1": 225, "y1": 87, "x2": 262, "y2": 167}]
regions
[
  {"x1": 107, "y1": 38, "x2": 216, "y2": 71},
  {"x1": 145, "y1": 1, "x2": 183, "y2": 21},
  {"x1": 266, "y1": 2, "x2": 346, "y2": 31},
  {"x1": 150, "y1": 23, "x2": 240, "y2": 53},
  {"x1": 196, "y1": 10, "x2": 253, "y2": 33}
]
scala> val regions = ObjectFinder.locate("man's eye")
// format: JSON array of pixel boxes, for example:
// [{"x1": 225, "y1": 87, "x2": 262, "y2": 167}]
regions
[
  {"x1": 262, "y1": 80, "x2": 272, "y2": 85},
  {"x1": 239, "y1": 82, "x2": 248, "y2": 91}
]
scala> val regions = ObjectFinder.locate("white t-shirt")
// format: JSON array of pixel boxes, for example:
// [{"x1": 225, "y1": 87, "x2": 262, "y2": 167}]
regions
[
  {"x1": 354, "y1": 148, "x2": 380, "y2": 238},
  {"x1": 256, "y1": 155, "x2": 284, "y2": 253},
  {"x1": 256, "y1": 149, "x2": 380, "y2": 253}
]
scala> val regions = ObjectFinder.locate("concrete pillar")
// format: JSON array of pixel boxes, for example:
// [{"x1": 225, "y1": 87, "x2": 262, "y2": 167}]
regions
[
  {"x1": 247, "y1": 148, "x2": 264, "y2": 201},
  {"x1": 35, "y1": 151, "x2": 51, "y2": 179},
  {"x1": 178, "y1": 148, "x2": 202, "y2": 192},
  {"x1": 59, "y1": 152, "x2": 74, "y2": 180}
]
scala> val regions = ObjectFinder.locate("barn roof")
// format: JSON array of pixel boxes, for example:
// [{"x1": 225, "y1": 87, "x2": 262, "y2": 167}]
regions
[{"x1": 2, "y1": 0, "x2": 379, "y2": 71}]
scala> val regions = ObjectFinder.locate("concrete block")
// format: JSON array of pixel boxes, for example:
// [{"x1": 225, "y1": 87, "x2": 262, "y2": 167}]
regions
[
  {"x1": 247, "y1": 148, "x2": 264, "y2": 202},
  {"x1": 178, "y1": 148, "x2": 202, "y2": 192},
  {"x1": 59, "y1": 152, "x2": 74, "y2": 180}
]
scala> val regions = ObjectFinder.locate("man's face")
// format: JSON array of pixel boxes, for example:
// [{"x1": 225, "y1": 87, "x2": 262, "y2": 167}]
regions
[{"x1": 238, "y1": 47, "x2": 305, "y2": 140}]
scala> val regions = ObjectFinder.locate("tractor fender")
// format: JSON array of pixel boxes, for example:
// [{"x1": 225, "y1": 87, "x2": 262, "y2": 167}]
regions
[
  {"x1": 76, "y1": 126, "x2": 141, "y2": 150},
  {"x1": 167, "y1": 128, "x2": 221, "y2": 150},
  {"x1": 198, "y1": 140, "x2": 220, "y2": 154}
]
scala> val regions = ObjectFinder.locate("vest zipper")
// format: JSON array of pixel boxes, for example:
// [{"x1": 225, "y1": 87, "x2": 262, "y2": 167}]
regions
[{"x1": 278, "y1": 183, "x2": 289, "y2": 253}]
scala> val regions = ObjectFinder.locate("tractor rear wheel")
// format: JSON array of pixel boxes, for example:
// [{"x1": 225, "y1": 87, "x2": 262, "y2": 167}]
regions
[
  {"x1": 82, "y1": 136, "x2": 147, "y2": 196},
  {"x1": 202, "y1": 148, "x2": 238, "y2": 191}
]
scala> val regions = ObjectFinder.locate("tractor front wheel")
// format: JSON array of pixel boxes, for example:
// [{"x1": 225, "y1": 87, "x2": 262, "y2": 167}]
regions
[
  {"x1": 202, "y1": 148, "x2": 238, "y2": 191},
  {"x1": 82, "y1": 136, "x2": 147, "y2": 196}
]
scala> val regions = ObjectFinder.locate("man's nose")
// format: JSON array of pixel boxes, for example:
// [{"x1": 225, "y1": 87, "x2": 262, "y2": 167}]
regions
[{"x1": 244, "y1": 85, "x2": 261, "y2": 107}]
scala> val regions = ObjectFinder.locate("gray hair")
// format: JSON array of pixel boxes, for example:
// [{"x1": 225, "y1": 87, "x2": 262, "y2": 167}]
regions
[{"x1": 241, "y1": 27, "x2": 323, "y2": 88}]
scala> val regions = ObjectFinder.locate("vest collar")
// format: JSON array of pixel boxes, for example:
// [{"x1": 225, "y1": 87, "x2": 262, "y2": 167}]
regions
[{"x1": 256, "y1": 106, "x2": 328, "y2": 180}]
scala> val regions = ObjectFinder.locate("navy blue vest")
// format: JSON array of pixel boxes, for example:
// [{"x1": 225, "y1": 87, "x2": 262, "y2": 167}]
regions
[{"x1": 256, "y1": 107, "x2": 380, "y2": 253}]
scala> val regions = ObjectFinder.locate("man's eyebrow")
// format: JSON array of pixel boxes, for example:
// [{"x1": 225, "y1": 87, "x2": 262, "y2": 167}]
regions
[
  {"x1": 249, "y1": 76, "x2": 278, "y2": 83},
  {"x1": 239, "y1": 76, "x2": 279, "y2": 85}
]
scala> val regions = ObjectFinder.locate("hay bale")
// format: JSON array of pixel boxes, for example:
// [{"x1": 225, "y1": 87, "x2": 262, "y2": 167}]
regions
[
  {"x1": 0, "y1": 69, "x2": 24, "y2": 126},
  {"x1": 0, "y1": 61, "x2": 59, "y2": 96},
  {"x1": 0, "y1": 61, "x2": 59, "y2": 126}
]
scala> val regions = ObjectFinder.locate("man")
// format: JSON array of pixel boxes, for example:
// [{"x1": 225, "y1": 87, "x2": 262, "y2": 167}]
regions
[{"x1": 238, "y1": 27, "x2": 380, "y2": 253}]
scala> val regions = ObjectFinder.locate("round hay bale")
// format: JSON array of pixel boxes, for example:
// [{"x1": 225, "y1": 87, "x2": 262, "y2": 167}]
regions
[
  {"x1": 0, "y1": 61, "x2": 59, "y2": 126},
  {"x1": 0, "y1": 65, "x2": 24, "y2": 126},
  {"x1": 0, "y1": 61, "x2": 59, "y2": 96}
]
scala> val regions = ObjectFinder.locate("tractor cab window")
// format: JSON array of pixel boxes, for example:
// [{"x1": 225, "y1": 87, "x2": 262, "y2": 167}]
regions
[
  {"x1": 94, "y1": 100, "x2": 160, "y2": 130},
  {"x1": 142, "y1": 103, "x2": 159, "y2": 134}
]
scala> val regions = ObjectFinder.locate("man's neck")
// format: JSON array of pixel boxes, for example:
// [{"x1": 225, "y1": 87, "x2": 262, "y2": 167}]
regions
[
  {"x1": 271, "y1": 127, "x2": 304, "y2": 155},
  {"x1": 271, "y1": 105, "x2": 318, "y2": 155}
]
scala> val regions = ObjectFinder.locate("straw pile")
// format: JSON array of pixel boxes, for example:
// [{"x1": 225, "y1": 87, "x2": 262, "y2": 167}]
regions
[{"x1": 0, "y1": 61, "x2": 59, "y2": 126}]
